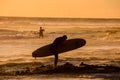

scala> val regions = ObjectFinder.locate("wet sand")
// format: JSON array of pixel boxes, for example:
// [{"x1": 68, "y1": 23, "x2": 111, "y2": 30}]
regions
[{"x1": 0, "y1": 62, "x2": 120, "y2": 80}]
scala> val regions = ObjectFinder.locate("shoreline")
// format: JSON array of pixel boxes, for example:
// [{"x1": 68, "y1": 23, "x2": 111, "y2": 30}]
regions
[{"x1": 0, "y1": 62, "x2": 120, "y2": 76}]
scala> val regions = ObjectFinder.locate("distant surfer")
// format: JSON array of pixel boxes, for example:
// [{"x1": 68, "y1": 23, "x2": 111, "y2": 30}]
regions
[
  {"x1": 39, "y1": 27, "x2": 45, "y2": 38},
  {"x1": 50, "y1": 35, "x2": 67, "y2": 67}
]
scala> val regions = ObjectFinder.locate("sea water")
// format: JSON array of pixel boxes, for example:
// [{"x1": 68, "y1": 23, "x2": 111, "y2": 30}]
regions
[{"x1": 0, "y1": 17, "x2": 120, "y2": 80}]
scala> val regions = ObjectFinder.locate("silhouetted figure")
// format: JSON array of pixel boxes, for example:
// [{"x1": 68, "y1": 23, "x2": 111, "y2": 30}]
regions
[
  {"x1": 39, "y1": 27, "x2": 44, "y2": 38},
  {"x1": 50, "y1": 35, "x2": 67, "y2": 67}
]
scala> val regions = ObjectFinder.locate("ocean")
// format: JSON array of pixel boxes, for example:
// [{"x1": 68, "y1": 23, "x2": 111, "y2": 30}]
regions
[{"x1": 0, "y1": 17, "x2": 120, "y2": 80}]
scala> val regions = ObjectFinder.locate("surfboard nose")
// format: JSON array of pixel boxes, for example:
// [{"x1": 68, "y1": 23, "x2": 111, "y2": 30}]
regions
[{"x1": 78, "y1": 39, "x2": 86, "y2": 47}]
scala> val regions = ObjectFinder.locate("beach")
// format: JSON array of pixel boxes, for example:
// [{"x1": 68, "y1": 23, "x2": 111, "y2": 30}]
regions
[{"x1": 0, "y1": 17, "x2": 120, "y2": 80}]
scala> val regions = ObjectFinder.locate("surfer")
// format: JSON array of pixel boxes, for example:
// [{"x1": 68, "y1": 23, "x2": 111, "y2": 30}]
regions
[
  {"x1": 50, "y1": 35, "x2": 67, "y2": 67},
  {"x1": 39, "y1": 27, "x2": 45, "y2": 38}
]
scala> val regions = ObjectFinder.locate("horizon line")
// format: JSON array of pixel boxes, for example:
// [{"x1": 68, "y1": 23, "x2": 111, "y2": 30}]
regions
[{"x1": 0, "y1": 16, "x2": 120, "y2": 20}]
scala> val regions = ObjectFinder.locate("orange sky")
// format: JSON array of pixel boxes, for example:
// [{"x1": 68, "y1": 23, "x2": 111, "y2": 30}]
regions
[{"x1": 0, "y1": 0, "x2": 120, "y2": 18}]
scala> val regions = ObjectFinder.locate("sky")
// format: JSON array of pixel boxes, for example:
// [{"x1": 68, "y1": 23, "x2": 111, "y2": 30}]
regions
[{"x1": 0, "y1": 0, "x2": 120, "y2": 18}]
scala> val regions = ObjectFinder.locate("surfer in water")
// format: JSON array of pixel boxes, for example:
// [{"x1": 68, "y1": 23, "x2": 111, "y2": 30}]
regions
[
  {"x1": 39, "y1": 27, "x2": 45, "y2": 38},
  {"x1": 50, "y1": 35, "x2": 67, "y2": 67}
]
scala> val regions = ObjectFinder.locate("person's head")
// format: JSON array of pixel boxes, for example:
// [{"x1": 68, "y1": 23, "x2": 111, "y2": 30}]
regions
[{"x1": 62, "y1": 35, "x2": 67, "y2": 40}]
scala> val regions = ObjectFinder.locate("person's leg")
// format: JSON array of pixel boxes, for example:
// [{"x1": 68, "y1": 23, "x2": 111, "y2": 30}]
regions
[
  {"x1": 41, "y1": 33, "x2": 43, "y2": 37},
  {"x1": 54, "y1": 51, "x2": 58, "y2": 67},
  {"x1": 39, "y1": 33, "x2": 41, "y2": 38}
]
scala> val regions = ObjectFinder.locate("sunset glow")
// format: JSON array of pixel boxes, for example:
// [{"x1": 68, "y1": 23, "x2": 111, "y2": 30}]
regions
[{"x1": 0, "y1": 0, "x2": 120, "y2": 18}]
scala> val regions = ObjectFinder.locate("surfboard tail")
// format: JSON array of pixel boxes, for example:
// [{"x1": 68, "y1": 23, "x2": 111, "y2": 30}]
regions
[{"x1": 32, "y1": 51, "x2": 36, "y2": 58}]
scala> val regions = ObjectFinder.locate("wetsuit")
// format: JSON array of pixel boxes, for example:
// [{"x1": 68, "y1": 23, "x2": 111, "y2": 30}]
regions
[{"x1": 50, "y1": 35, "x2": 67, "y2": 67}]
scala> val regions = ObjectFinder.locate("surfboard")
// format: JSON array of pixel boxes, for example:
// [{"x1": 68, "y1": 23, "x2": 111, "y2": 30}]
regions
[{"x1": 32, "y1": 38, "x2": 86, "y2": 58}]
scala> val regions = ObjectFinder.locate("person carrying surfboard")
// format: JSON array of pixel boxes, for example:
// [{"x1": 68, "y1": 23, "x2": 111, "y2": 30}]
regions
[{"x1": 50, "y1": 35, "x2": 67, "y2": 67}]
